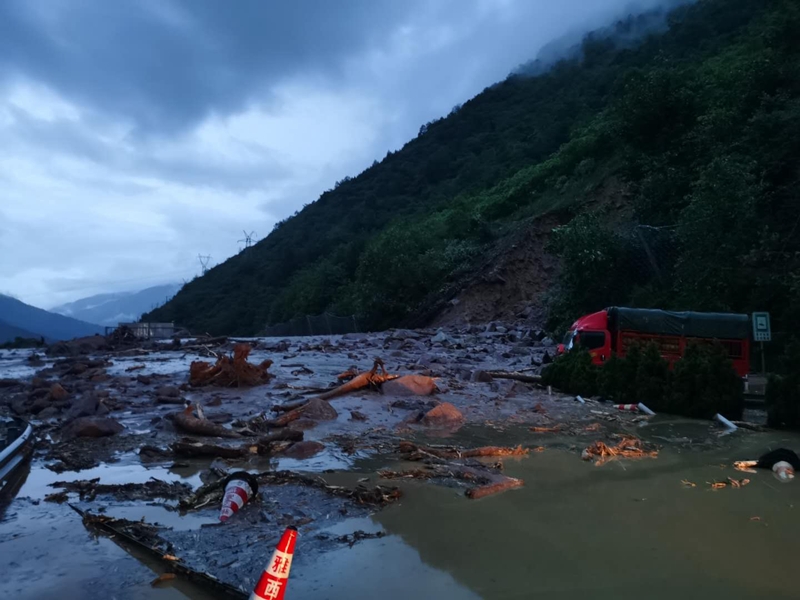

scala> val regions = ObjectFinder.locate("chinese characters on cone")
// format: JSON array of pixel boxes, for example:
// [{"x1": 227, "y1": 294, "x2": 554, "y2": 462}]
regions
[{"x1": 250, "y1": 526, "x2": 298, "y2": 600}]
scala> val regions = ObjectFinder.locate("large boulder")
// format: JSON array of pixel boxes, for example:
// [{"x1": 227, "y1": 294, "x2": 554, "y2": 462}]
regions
[
  {"x1": 382, "y1": 375, "x2": 438, "y2": 396},
  {"x1": 421, "y1": 402, "x2": 464, "y2": 427},
  {"x1": 61, "y1": 417, "x2": 123, "y2": 439},
  {"x1": 302, "y1": 398, "x2": 338, "y2": 421}
]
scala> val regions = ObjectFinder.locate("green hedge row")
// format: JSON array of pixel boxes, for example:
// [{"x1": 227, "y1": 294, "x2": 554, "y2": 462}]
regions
[{"x1": 542, "y1": 342, "x2": 744, "y2": 420}]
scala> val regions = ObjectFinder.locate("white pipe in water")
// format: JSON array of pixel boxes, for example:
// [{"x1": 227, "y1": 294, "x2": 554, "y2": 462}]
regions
[
  {"x1": 638, "y1": 403, "x2": 656, "y2": 416},
  {"x1": 714, "y1": 413, "x2": 738, "y2": 430}
]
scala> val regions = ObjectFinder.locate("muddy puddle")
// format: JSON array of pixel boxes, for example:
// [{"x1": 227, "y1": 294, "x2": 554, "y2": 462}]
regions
[{"x1": 2, "y1": 422, "x2": 799, "y2": 599}]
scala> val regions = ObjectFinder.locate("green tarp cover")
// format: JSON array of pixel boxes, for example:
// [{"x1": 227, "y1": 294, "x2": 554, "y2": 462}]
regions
[{"x1": 608, "y1": 307, "x2": 750, "y2": 340}]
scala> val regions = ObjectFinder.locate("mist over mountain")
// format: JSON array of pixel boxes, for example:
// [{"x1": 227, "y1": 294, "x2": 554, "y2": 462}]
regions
[{"x1": 51, "y1": 283, "x2": 182, "y2": 327}]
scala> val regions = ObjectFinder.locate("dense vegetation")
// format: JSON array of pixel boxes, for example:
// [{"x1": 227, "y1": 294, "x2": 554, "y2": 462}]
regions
[
  {"x1": 765, "y1": 339, "x2": 800, "y2": 429},
  {"x1": 148, "y1": 0, "x2": 800, "y2": 345},
  {"x1": 0, "y1": 336, "x2": 46, "y2": 350},
  {"x1": 542, "y1": 342, "x2": 744, "y2": 420}
]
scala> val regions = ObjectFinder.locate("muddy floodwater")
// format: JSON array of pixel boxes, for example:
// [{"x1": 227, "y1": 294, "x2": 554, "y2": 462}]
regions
[{"x1": 2, "y1": 331, "x2": 799, "y2": 599}]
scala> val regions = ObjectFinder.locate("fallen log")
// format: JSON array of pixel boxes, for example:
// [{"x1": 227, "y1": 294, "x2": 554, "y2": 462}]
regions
[
  {"x1": 171, "y1": 429, "x2": 304, "y2": 459},
  {"x1": 465, "y1": 478, "x2": 524, "y2": 499},
  {"x1": 316, "y1": 358, "x2": 398, "y2": 401},
  {"x1": 398, "y1": 441, "x2": 529, "y2": 460},
  {"x1": 156, "y1": 396, "x2": 185, "y2": 405},
  {"x1": 171, "y1": 440, "x2": 249, "y2": 459},
  {"x1": 378, "y1": 465, "x2": 523, "y2": 499},
  {"x1": 271, "y1": 399, "x2": 309, "y2": 413},
  {"x1": 171, "y1": 405, "x2": 242, "y2": 438},
  {"x1": 483, "y1": 371, "x2": 543, "y2": 384},
  {"x1": 52, "y1": 478, "x2": 191, "y2": 502}
]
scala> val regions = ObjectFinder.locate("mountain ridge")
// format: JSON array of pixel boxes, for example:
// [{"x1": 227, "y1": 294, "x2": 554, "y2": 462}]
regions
[
  {"x1": 147, "y1": 0, "x2": 800, "y2": 338},
  {"x1": 0, "y1": 294, "x2": 104, "y2": 341}
]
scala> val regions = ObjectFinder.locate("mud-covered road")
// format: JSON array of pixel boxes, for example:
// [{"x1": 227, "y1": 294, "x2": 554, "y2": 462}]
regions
[{"x1": 2, "y1": 326, "x2": 799, "y2": 599}]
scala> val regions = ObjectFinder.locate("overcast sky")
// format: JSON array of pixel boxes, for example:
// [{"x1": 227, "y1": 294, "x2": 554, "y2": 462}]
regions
[{"x1": 0, "y1": 0, "x2": 674, "y2": 309}]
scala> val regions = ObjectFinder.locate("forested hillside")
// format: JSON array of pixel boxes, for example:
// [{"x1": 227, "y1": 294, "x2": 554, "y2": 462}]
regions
[{"x1": 148, "y1": 0, "x2": 800, "y2": 338}]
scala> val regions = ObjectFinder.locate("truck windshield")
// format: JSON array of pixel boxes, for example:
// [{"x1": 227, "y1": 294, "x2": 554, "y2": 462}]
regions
[{"x1": 562, "y1": 330, "x2": 576, "y2": 350}]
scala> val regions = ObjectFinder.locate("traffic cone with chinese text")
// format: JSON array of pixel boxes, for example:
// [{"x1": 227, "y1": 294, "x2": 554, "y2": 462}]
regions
[
  {"x1": 219, "y1": 471, "x2": 259, "y2": 522},
  {"x1": 250, "y1": 526, "x2": 298, "y2": 600}
]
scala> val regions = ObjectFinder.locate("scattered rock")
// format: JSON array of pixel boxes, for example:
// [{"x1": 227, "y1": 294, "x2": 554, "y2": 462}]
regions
[
  {"x1": 541, "y1": 337, "x2": 555, "y2": 347},
  {"x1": 302, "y1": 398, "x2": 338, "y2": 421},
  {"x1": 0, "y1": 378, "x2": 22, "y2": 388},
  {"x1": 61, "y1": 417, "x2": 123, "y2": 439},
  {"x1": 136, "y1": 374, "x2": 152, "y2": 385},
  {"x1": 421, "y1": 402, "x2": 464, "y2": 427},
  {"x1": 431, "y1": 331, "x2": 450, "y2": 344},
  {"x1": 350, "y1": 411, "x2": 367, "y2": 421},
  {"x1": 470, "y1": 370, "x2": 494, "y2": 383},
  {"x1": 65, "y1": 394, "x2": 101, "y2": 420},
  {"x1": 382, "y1": 375, "x2": 438, "y2": 396},
  {"x1": 67, "y1": 363, "x2": 89, "y2": 376},
  {"x1": 37, "y1": 406, "x2": 60, "y2": 419},
  {"x1": 48, "y1": 383, "x2": 69, "y2": 401},
  {"x1": 282, "y1": 441, "x2": 325, "y2": 459},
  {"x1": 155, "y1": 385, "x2": 180, "y2": 398},
  {"x1": 30, "y1": 396, "x2": 52, "y2": 414}
]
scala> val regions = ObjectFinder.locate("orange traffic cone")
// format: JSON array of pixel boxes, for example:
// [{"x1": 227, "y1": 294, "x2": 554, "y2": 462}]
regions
[
  {"x1": 250, "y1": 526, "x2": 298, "y2": 600},
  {"x1": 219, "y1": 471, "x2": 259, "y2": 522}
]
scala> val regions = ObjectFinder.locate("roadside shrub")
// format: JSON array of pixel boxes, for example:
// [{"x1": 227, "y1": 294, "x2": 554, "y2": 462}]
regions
[
  {"x1": 766, "y1": 339, "x2": 800, "y2": 429},
  {"x1": 600, "y1": 343, "x2": 671, "y2": 409},
  {"x1": 541, "y1": 348, "x2": 599, "y2": 397},
  {"x1": 546, "y1": 341, "x2": 742, "y2": 419},
  {"x1": 668, "y1": 343, "x2": 743, "y2": 419}
]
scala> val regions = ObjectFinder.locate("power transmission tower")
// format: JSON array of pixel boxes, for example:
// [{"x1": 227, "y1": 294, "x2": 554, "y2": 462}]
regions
[
  {"x1": 198, "y1": 254, "x2": 212, "y2": 275},
  {"x1": 238, "y1": 230, "x2": 257, "y2": 252}
]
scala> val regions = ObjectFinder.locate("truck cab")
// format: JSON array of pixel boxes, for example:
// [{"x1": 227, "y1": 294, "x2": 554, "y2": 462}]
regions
[
  {"x1": 557, "y1": 310, "x2": 611, "y2": 362},
  {"x1": 556, "y1": 307, "x2": 751, "y2": 377}
]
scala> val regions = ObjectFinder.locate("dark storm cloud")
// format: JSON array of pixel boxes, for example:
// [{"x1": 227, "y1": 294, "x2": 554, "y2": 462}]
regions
[
  {"x1": 0, "y1": 0, "x2": 422, "y2": 134},
  {"x1": 0, "y1": 0, "x2": 689, "y2": 307}
]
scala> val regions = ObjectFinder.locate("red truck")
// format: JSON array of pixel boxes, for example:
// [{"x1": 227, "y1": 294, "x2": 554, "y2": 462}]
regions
[{"x1": 557, "y1": 307, "x2": 751, "y2": 377}]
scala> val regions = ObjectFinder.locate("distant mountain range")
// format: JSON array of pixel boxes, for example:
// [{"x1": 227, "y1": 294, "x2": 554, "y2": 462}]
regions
[
  {"x1": 0, "y1": 319, "x2": 44, "y2": 343},
  {"x1": 51, "y1": 283, "x2": 182, "y2": 327},
  {"x1": 0, "y1": 294, "x2": 104, "y2": 343}
]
